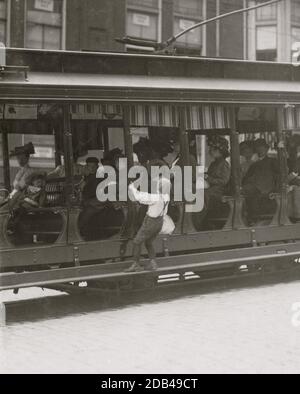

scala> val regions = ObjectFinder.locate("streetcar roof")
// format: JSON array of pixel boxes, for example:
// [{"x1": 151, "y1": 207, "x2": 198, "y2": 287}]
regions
[
  {"x1": 3, "y1": 47, "x2": 300, "y2": 82},
  {"x1": 2, "y1": 48, "x2": 300, "y2": 104},
  {"x1": 2, "y1": 72, "x2": 300, "y2": 105}
]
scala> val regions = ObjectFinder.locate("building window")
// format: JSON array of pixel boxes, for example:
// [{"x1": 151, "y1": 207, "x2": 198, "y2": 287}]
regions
[
  {"x1": 256, "y1": 2, "x2": 277, "y2": 21},
  {"x1": 0, "y1": 0, "x2": 7, "y2": 44},
  {"x1": 256, "y1": 25, "x2": 277, "y2": 61},
  {"x1": 25, "y1": 0, "x2": 64, "y2": 50},
  {"x1": 173, "y1": 0, "x2": 203, "y2": 50},
  {"x1": 291, "y1": 0, "x2": 300, "y2": 59},
  {"x1": 291, "y1": 0, "x2": 300, "y2": 24},
  {"x1": 126, "y1": 0, "x2": 160, "y2": 42},
  {"x1": 254, "y1": 1, "x2": 277, "y2": 61}
]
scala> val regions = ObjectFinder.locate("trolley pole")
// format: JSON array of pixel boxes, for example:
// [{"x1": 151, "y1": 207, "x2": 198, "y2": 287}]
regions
[{"x1": 116, "y1": 0, "x2": 283, "y2": 52}]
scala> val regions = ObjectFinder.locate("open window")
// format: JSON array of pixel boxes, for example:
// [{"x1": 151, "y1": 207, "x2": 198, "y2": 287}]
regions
[
  {"x1": 186, "y1": 105, "x2": 233, "y2": 232},
  {"x1": 0, "y1": 103, "x2": 67, "y2": 247},
  {"x1": 63, "y1": 103, "x2": 127, "y2": 241},
  {"x1": 237, "y1": 106, "x2": 280, "y2": 227}
]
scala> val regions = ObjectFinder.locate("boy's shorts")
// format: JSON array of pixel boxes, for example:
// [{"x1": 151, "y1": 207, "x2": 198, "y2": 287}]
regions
[{"x1": 133, "y1": 216, "x2": 163, "y2": 245}]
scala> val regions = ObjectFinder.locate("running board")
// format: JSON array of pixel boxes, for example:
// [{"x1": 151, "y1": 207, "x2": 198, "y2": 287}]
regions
[{"x1": 1, "y1": 242, "x2": 300, "y2": 291}]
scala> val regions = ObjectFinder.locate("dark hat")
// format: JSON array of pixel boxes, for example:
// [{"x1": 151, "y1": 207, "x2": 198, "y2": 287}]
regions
[
  {"x1": 86, "y1": 157, "x2": 99, "y2": 164},
  {"x1": 27, "y1": 171, "x2": 47, "y2": 184},
  {"x1": 10, "y1": 142, "x2": 35, "y2": 157}
]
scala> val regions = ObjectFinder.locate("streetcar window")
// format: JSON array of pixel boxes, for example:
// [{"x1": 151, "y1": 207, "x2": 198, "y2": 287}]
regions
[
  {"x1": 69, "y1": 104, "x2": 126, "y2": 242},
  {"x1": 191, "y1": 132, "x2": 232, "y2": 232},
  {"x1": 238, "y1": 107, "x2": 280, "y2": 227},
  {"x1": 0, "y1": 103, "x2": 66, "y2": 248},
  {"x1": 286, "y1": 130, "x2": 300, "y2": 222}
]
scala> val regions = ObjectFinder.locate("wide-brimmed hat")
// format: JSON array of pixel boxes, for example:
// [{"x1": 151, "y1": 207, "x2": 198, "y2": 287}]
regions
[
  {"x1": 27, "y1": 171, "x2": 47, "y2": 185},
  {"x1": 10, "y1": 142, "x2": 35, "y2": 157}
]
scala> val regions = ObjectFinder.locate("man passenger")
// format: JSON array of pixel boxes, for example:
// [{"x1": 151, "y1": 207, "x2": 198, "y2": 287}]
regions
[
  {"x1": 242, "y1": 138, "x2": 279, "y2": 222},
  {"x1": 82, "y1": 157, "x2": 100, "y2": 202},
  {"x1": 80, "y1": 157, "x2": 102, "y2": 236},
  {"x1": 240, "y1": 141, "x2": 257, "y2": 180}
]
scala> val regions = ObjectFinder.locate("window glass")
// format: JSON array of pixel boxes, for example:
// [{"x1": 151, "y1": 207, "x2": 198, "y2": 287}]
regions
[
  {"x1": 174, "y1": 0, "x2": 203, "y2": 18},
  {"x1": 173, "y1": 0, "x2": 202, "y2": 48},
  {"x1": 256, "y1": 3, "x2": 277, "y2": 21},
  {"x1": 292, "y1": 0, "x2": 300, "y2": 24},
  {"x1": 256, "y1": 26, "x2": 277, "y2": 50},
  {"x1": 25, "y1": 0, "x2": 63, "y2": 50},
  {"x1": 174, "y1": 18, "x2": 201, "y2": 47},
  {"x1": 256, "y1": 26, "x2": 277, "y2": 61},
  {"x1": 127, "y1": 11, "x2": 158, "y2": 41},
  {"x1": 127, "y1": 0, "x2": 159, "y2": 42},
  {"x1": 0, "y1": 0, "x2": 7, "y2": 44},
  {"x1": 127, "y1": 0, "x2": 158, "y2": 10}
]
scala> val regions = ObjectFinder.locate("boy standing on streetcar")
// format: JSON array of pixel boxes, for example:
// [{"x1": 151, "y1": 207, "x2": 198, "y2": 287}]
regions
[{"x1": 126, "y1": 177, "x2": 171, "y2": 273}]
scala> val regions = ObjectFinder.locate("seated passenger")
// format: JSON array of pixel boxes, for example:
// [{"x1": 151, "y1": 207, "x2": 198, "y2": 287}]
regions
[
  {"x1": 240, "y1": 141, "x2": 257, "y2": 180},
  {"x1": 21, "y1": 172, "x2": 47, "y2": 209},
  {"x1": 9, "y1": 172, "x2": 47, "y2": 210},
  {"x1": 7, "y1": 172, "x2": 47, "y2": 236},
  {"x1": 164, "y1": 139, "x2": 197, "y2": 169},
  {"x1": 82, "y1": 157, "x2": 100, "y2": 203},
  {"x1": 287, "y1": 136, "x2": 300, "y2": 186},
  {"x1": 9, "y1": 142, "x2": 36, "y2": 198},
  {"x1": 192, "y1": 136, "x2": 231, "y2": 231},
  {"x1": 80, "y1": 153, "x2": 124, "y2": 239},
  {"x1": 205, "y1": 136, "x2": 231, "y2": 204},
  {"x1": 101, "y1": 148, "x2": 124, "y2": 169},
  {"x1": 48, "y1": 151, "x2": 86, "y2": 179},
  {"x1": 242, "y1": 138, "x2": 279, "y2": 222},
  {"x1": 133, "y1": 138, "x2": 166, "y2": 168}
]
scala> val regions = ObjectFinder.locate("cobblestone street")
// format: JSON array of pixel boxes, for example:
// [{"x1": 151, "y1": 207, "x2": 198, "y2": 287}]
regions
[{"x1": 1, "y1": 281, "x2": 300, "y2": 374}]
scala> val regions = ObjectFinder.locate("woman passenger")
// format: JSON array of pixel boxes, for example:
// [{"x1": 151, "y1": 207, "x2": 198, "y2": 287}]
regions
[
  {"x1": 205, "y1": 136, "x2": 231, "y2": 205},
  {"x1": 9, "y1": 142, "x2": 35, "y2": 199}
]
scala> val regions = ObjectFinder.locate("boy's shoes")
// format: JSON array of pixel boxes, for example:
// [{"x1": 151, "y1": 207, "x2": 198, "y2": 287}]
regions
[
  {"x1": 145, "y1": 260, "x2": 158, "y2": 271},
  {"x1": 125, "y1": 263, "x2": 144, "y2": 273}
]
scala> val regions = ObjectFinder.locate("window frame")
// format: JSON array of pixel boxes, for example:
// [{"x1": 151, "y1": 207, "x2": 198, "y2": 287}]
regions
[
  {"x1": 291, "y1": 0, "x2": 300, "y2": 60},
  {"x1": 173, "y1": 0, "x2": 205, "y2": 53},
  {"x1": 24, "y1": 0, "x2": 66, "y2": 50},
  {"x1": 255, "y1": 1, "x2": 278, "y2": 61},
  {"x1": 0, "y1": 0, "x2": 10, "y2": 46},
  {"x1": 126, "y1": 0, "x2": 161, "y2": 45}
]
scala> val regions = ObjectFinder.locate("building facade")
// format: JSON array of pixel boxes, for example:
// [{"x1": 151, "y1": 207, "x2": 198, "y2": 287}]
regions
[
  {"x1": 247, "y1": 0, "x2": 300, "y2": 62},
  {"x1": 0, "y1": 0, "x2": 244, "y2": 59},
  {"x1": 0, "y1": 0, "x2": 299, "y2": 62}
]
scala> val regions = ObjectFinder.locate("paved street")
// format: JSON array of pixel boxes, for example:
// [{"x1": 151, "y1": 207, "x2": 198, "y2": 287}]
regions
[{"x1": 1, "y1": 281, "x2": 300, "y2": 374}]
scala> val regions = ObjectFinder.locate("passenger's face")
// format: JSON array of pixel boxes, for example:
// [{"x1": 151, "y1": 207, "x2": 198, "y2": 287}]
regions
[
  {"x1": 256, "y1": 145, "x2": 268, "y2": 158},
  {"x1": 173, "y1": 143, "x2": 181, "y2": 155},
  {"x1": 87, "y1": 163, "x2": 98, "y2": 174},
  {"x1": 17, "y1": 153, "x2": 29, "y2": 167},
  {"x1": 241, "y1": 147, "x2": 254, "y2": 160},
  {"x1": 33, "y1": 179, "x2": 44, "y2": 189},
  {"x1": 209, "y1": 148, "x2": 221, "y2": 160}
]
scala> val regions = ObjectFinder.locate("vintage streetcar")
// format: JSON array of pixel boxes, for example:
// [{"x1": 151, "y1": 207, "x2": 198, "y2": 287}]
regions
[{"x1": 1, "y1": 47, "x2": 300, "y2": 297}]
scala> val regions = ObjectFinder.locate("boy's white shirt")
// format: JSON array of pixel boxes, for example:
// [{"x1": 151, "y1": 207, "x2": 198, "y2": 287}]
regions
[{"x1": 129, "y1": 184, "x2": 170, "y2": 218}]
